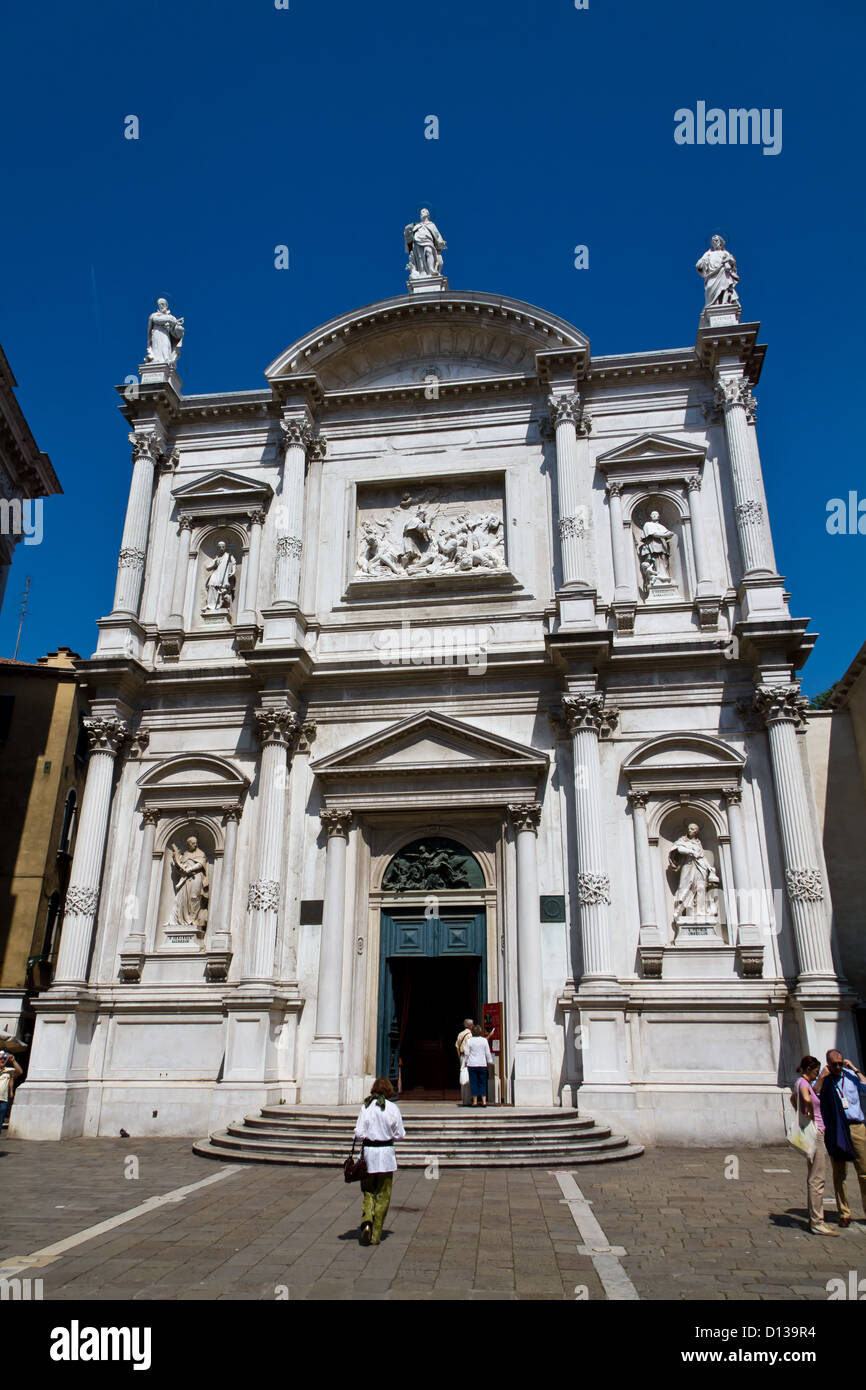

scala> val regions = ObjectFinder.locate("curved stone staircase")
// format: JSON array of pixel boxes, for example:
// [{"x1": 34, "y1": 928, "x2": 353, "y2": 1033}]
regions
[{"x1": 194, "y1": 1104, "x2": 644, "y2": 1167}]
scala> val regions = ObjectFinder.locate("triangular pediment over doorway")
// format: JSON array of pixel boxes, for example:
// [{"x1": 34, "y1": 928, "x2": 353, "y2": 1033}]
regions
[{"x1": 311, "y1": 710, "x2": 548, "y2": 811}]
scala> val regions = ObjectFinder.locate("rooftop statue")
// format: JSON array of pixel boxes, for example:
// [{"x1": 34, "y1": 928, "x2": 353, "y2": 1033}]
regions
[
  {"x1": 696, "y1": 235, "x2": 740, "y2": 307},
  {"x1": 146, "y1": 297, "x2": 184, "y2": 365},
  {"x1": 405, "y1": 208, "x2": 446, "y2": 280}
]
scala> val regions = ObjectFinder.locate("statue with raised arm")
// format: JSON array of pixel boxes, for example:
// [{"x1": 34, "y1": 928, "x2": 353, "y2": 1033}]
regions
[
  {"x1": 146, "y1": 297, "x2": 185, "y2": 364},
  {"x1": 696, "y1": 235, "x2": 740, "y2": 307},
  {"x1": 405, "y1": 208, "x2": 446, "y2": 279}
]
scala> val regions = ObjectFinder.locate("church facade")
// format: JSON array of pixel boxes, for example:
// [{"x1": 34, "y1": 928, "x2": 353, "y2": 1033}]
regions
[{"x1": 12, "y1": 231, "x2": 858, "y2": 1146}]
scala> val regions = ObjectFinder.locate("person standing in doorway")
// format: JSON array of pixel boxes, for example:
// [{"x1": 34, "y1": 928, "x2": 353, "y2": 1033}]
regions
[
  {"x1": 463, "y1": 1025, "x2": 493, "y2": 1107},
  {"x1": 355, "y1": 1076, "x2": 405, "y2": 1246},
  {"x1": 816, "y1": 1050, "x2": 866, "y2": 1228},
  {"x1": 456, "y1": 1018, "x2": 473, "y2": 1105},
  {"x1": 792, "y1": 1056, "x2": 838, "y2": 1236}
]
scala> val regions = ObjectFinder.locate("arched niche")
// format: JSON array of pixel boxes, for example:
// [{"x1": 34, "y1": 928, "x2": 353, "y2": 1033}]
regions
[
  {"x1": 154, "y1": 816, "x2": 217, "y2": 949},
  {"x1": 380, "y1": 835, "x2": 487, "y2": 894},
  {"x1": 624, "y1": 491, "x2": 688, "y2": 601},
  {"x1": 658, "y1": 805, "x2": 725, "y2": 942},
  {"x1": 190, "y1": 523, "x2": 248, "y2": 626}
]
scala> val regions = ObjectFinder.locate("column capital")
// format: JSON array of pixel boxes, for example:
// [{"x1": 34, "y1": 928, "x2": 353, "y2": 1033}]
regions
[
  {"x1": 253, "y1": 706, "x2": 297, "y2": 747},
  {"x1": 753, "y1": 683, "x2": 809, "y2": 729},
  {"x1": 178, "y1": 514, "x2": 193, "y2": 532},
  {"x1": 548, "y1": 391, "x2": 581, "y2": 428},
  {"x1": 560, "y1": 693, "x2": 619, "y2": 738},
  {"x1": 249, "y1": 508, "x2": 267, "y2": 528},
  {"x1": 129, "y1": 426, "x2": 166, "y2": 466},
  {"x1": 280, "y1": 415, "x2": 313, "y2": 452},
  {"x1": 84, "y1": 715, "x2": 129, "y2": 756},
  {"x1": 605, "y1": 479, "x2": 624, "y2": 498},
  {"x1": 307, "y1": 435, "x2": 328, "y2": 465},
  {"x1": 721, "y1": 785, "x2": 742, "y2": 806},
  {"x1": 321, "y1": 808, "x2": 352, "y2": 838},
  {"x1": 627, "y1": 789, "x2": 648, "y2": 809},
  {"x1": 141, "y1": 806, "x2": 160, "y2": 827},
  {"x1": 686, "y1": 474, "x2": 702, "y2": 493},
  {"x1": 222, "y1": 805, "x2": 242, "y2": 823},
  {"x1": 508, "y1": 802, "x2": 542, "y2": 834},
  {"x1": 714, "y1": 376, "x2": 757, "y2": 423}
]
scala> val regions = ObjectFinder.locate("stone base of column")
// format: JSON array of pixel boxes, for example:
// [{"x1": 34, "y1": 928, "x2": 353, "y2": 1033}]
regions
[
  {"x1": 9, "y1": 992, "x2": 99, "y2": 1139},
  {"x1": 301, "y1": 1038, "x2": 346, "y2": 1105},
  {"x1": 556, "y1": 589, "x2": 599, "y2": 629},
  {"x1": 574, "y1": 998, "x2": 630, "y2": 1086},
  {"x1": 791, "y1": 985, "x2": 860, "y2": 1061},
  {"x1": 222, "y1": 991, "x2": 294, "y2": 1085},
  {"x1": 0, "y1": 989, "x2": 27, "y2": 1043},
  {"x1": 260, "y1": 607, "x2": 310, "y2": 648},
  {"x1": 738, "y1": 575, "x2": 786, "y2": 620},
  {"x1": 511, "y1": 1038, "x2": 554, "y2": 1107},
  {"x1": 95, "y1": 613, "x2": 148, "y2": 657}
]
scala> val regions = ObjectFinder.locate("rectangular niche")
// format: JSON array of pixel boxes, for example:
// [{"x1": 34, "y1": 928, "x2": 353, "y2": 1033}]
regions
[{"x1": 345, "y1": 472, "x2": 519, "y2": 599}]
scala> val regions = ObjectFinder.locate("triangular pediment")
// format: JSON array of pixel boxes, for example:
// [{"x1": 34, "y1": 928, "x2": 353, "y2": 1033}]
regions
[
  {"x1": 172, "y1": 470, "x2": 273, "y2": 504},
  {"x1": 312, "y1": 711, "x2": 548, "y2": 777},
  {"x1": 596, "y1": 433, "x2": 706, "y2": 470}
]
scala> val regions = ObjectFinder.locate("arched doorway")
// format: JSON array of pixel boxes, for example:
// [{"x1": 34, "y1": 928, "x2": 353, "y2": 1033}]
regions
[{"x1": 376, "y1": 837, "x2": 487, "y2": 1098}]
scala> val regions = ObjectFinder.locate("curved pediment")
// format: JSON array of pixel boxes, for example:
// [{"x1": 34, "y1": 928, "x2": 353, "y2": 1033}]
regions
[
  {"x1": 265, "y1": 292, "x2": 589, "y2": 392},
  {"x1": 138, "y1": 754, "x2": 249, "y2": 810}
]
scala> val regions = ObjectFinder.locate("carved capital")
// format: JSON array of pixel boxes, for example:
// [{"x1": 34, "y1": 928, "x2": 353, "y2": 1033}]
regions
[
  {"x1": 297, "y1": 720, "x2": 317, "y2": 753},
  {"x1": 605, "y1": 480, "x2": 623, "y2": 498},
  {"x1": 721, "y1": 786, "x2": 742, "y2": 807},
  {"x1": 178, "y1": 514, "x2": 192, "y2": 533},
  {"x1": 321, "y1": 808, "x2": 352, "y2": 838},
  {"x1": 577, "y1": 872, "x2": 612, "y2": 906},
  {"x1": 548, "y1": 392, "x2": 581, "y2": 429},
  {"x1": 249, "y1": 509, "x2": 267, "y2": 528},
  {"x1": 276, "y1": 535, "x2": 303, "y2": 560},
  {"x1": 508, "y1": 802, "x2": 542, "y2": 834},
  {"x1": 714, "y1": 377, "x2": 757, "y2": 421},
  {"x1": 753, "y1": 684, "x2": 809, "y2": 729},
  {"x1": 253, "y1": 707, "x2": 296, "y2": 747},
  {"x1": 222, "y1": 805, "x2": 242, "y2": 823},
  {"x1": 126, "y1": 729, "x2": 150, "y2": 761},
  {"x1": 307, "y1": 435, "x2": 328, "y2": 465},
  {"x1": 247, "y1": 879, "x2": 281, "y2": 912},
  {"x1": 686, "y1": 475, "x2": 701, "y2": 493},
  {"x1": 280, "y1": 417, "x2": 312, "y2": 452},
  {"x1": 141, "y1": 806, "x2": 160, "y2": 827},
  {"x1": 560, "y1": 694, "x2": 619, "y2": 739},
  {"x1": 65, "y1": 885, "x2": 100, "y2": 916},
  {"x1": 786, "y1": 867, "x2": 824, "y2": 903},
  {"x1": 129, "y1": 428, "x2": 165, "y2": 466},
  {"x1": 627, "y1": 790, "x2": 648, "y2": 810},
  {"x1": 84, "y1": 715, "x2": 129, "y2": 756}
]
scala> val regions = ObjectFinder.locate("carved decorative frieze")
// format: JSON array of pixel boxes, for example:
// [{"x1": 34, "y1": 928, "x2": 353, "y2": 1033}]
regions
[
  {"x1": 276, "y1": 535, "x2": 303, "y2": 560},
  {"x1": 84, "y1": 715, "x2": 129, "y2": 756},
  {"x1": 753, "y1": 684, "x2": 810, "y2": 729},
  {"x1": 65, "y1": 885, "x2": 100, "y2": 916},
  {"x1": 785, "y1": 867, "x2": 824, "y2": 903},
  {"x1": 735, "y1": 499, "x2": 764, "y2": 526},
  {"x1": 247, "y1": 879, "x2": 281, "y2": 912},
  {"x1": 321, "y1": 808, "x2": 353, "y2": 837},
  {"x1": 254, "y1": 707, "x2": 296, "y2": 747},
  {"x1": 117, "y1": 547, "x2": 146, "y2": 570},
  {"x1": 577, "y1": 872, "x2": 612, "y2": 906},
  {"x1": 354, "y1": 480, "x2": 506, "y2": 580},
  {"x1": 560, "y1": 694, "x2": 619, "y2": 739},
  {"x1": 559, "y1": 514, "x2": 586, "y2": 542},
  {"x1": 508, "y1": 802, "x2": 542, "y2": 835}
]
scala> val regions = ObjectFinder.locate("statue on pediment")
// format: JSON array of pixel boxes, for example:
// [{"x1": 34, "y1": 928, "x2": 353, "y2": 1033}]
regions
[
  {"x1": 146, "y1": 297, "x2": 185, "y2": 365},
  {"x1": 696, "y1": 236, "x2": 740, "y2": 307},
  {"x1": 405, "y1": 209, "x2": 446, "y2": 279}
]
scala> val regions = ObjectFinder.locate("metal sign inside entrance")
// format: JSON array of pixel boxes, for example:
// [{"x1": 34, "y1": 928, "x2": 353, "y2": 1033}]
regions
[{"x1": 376, "y1": 908, "x2": 487, "y2": 1097}]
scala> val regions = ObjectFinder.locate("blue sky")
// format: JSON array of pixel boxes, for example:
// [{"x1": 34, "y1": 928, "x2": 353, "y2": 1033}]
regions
[{"x1": 0, "y1": 0, "x2": 863, "y2": 694}]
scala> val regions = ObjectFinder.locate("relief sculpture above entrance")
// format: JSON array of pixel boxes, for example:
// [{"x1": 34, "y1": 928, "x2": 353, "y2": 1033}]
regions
[{"x1": 382, "y1": 837, "x2": 486, "y2": 892}]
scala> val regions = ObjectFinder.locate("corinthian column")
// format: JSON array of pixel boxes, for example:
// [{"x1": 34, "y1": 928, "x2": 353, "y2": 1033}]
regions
[
  {"x1": 242, "y1": 707, "x2": 295, "y2": 984},
  {"x1": 119, "y1": 807, "x2": 159, "y2": 981},
  {"x1": 753, "y1": 684, "x2": 835, "y2": 982},
  {"x1": 548, "y1": 392, "x2": 591, "y2": 589},
  {"x1": 302, "y1": 808, "x2": 352, "y2": 1104},
  {"x1": 561, "y1": 693, "x2": 621, "y2": 990},
  {"x1": 239, "y1": 509, "x2": 266, "y2": 626},
  {"x1": 111, "y1": 429, "x2": 164, "y2": 616},
  {"x1": 606, "y1": 481, "x2": 633, "y2": 601},
  {"x1": 273, "y1": 415, "x2": 314, "y2": 608},
  {"x1": 714, "y1": 375, "x2": 770, "y2": 577},
  {"x1": 54, "y1": 716, "x2": 129, "y2": 987},
  {"x1": 508, "y1": 802, "x2": 553, "y2": 1105},
  {"x1": 721, "y1": 786, "x2": 763, "y2": 977}
]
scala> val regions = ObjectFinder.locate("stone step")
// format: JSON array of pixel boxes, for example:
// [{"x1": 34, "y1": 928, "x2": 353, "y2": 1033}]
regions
[
  {"x1": 194, "y1": 1134, "x2": 644, "y2": 1167},
  {"x1": 257, "y1": 1107, "x2": 596, "y2": 1131},
  {"x1": 245, "y1": 1116, "x2": 598, "y2": 1139},
  {"x1": 221, "y1": 1122, "x2": 617, "y2": 1151}
]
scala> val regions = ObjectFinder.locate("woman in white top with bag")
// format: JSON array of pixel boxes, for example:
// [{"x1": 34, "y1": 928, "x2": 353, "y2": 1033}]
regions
[
  {"x1": 353, "y1": 1076, "x2": 406, "y2": 1246},
  {"x1": 463, "y1": 1024, "x2": 493, "y2": 1107}
]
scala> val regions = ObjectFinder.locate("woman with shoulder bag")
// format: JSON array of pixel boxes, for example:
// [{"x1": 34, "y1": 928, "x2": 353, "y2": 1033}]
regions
[
  {"x1": 354, "y1": 1076, "x2": 405, "y2": 1246},
  {"x1": 792, "y1": 1056, "x2": 838, "y2": 1236},
  {"x1": 463, "y1": 1024, "x2": 493, "y2": 1108}
]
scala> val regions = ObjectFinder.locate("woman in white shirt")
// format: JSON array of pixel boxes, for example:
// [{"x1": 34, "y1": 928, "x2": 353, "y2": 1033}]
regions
[
  {"x1": 354, "y1": 1076, "x2": 406, "y2": 1246},
  {"x1": 463, "y1": 1025, "x2": 493, "y2": 1107}
]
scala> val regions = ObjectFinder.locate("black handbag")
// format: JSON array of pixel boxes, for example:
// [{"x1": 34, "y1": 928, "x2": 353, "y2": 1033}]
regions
[{"x1": 343, "y1": 1137, "x2": 368, "y2": 1183}]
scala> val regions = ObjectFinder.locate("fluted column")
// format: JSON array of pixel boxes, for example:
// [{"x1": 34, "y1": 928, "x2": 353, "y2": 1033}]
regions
[
  {"x1": 715, "y1": 375, "x2": 770, "y2": 577},
  {"x1": 686, "y1": 475, "x2": 713, "y2": 590},
  {"x1": 314, "y1": 809, "x2": 352, "y2": 1038},
  {"x1": 721, "y1": 786, "x2": 764, "y2": 976},
  {"x1": 753, "y1": 685, "x2": 835, "y2": 981},
  {"x1": 243, "y1": 708, "x2": 295, "y2": 984},
  {"x1": 606, "y1": 481, "x2": 633, "y2": 600},
  {"x1": 548, "y1": 392, "x2": 591, "y2": 588},
  {"x1": 211, "y1": 806, "x2": 241, "y2": 951},
  {"x1": 54, "y1": 716, "x2": 129, "y2": 986},
  {"x1": 627, "y1": 791, "x2": 661, "y2": 942},
  {"x1": 111, "y1": 429, "x2": 164, "y2": 616},
  {"x1": 273, "y1": 415, "x2": 314, "y2": 608},
  {"x1": 562, "y1": 694, "x2": 620, "y2": 989},
  {"x1": 125, "y1": 807, "x2": 159, "y2": 953},
  {"x1": 167, "y1": 515, "x2": 192, "y2": 628},
  {"x1": 508, "y1": 804, "x2": 545, "y2": 1038},
  {"x1": 239, "y1": 509, "x2": 265, "y2": 625}
]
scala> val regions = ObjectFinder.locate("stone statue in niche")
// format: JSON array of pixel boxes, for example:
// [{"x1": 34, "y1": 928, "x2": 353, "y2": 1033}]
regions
[
  {"x1": 668, "y1": 822, "x2": 720, "y2": 928},
  {"x1": 637, "y1": 510, "x2": 677, "y2": 597},
  {"x1": 167, "y1": 836, "x2": 210, "y2": 929},
  {"x1": 146, "y1": 298, "x2": 184, "y2": 365},
  {"x1": 404, "y1": 208, "x2": 446, "y2": 279},
  {"x1": 355, "y1": 491, "x2": 506, "y2": 580},
  {"x1": 696, "y1": 235, "x2": 740, "y2": 308},
  {"x1": 203, "y1": 540, "x2": 237, "y2": 613}
]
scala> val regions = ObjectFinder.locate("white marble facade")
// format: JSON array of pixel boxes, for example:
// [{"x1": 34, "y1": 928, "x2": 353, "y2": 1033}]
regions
[{"x1": 12, "y1": 250, "x2": 859, "y2": 1146}]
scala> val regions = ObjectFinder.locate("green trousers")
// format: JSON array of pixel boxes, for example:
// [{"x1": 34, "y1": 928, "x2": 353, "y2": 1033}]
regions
[{"x1": 360, "y1": 1172, "x2": 393, "y2": 1243}]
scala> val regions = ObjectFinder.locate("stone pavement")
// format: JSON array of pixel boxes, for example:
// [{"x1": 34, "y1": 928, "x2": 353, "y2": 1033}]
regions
[{"x1": 1, "y1": 1136, "x2": 863, "y2": 1301}]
